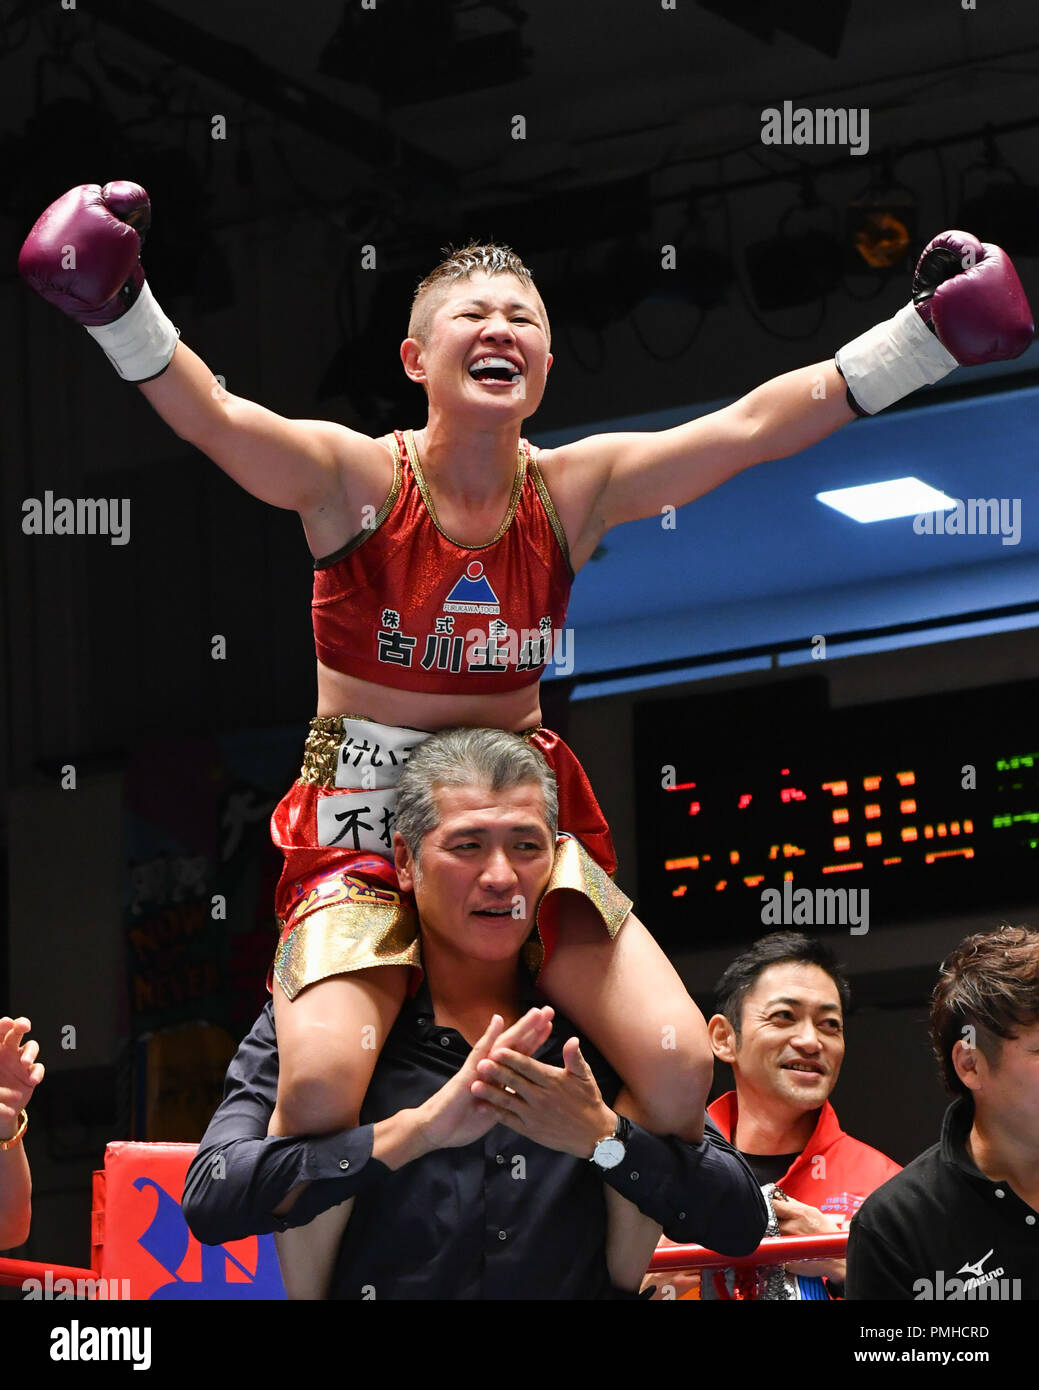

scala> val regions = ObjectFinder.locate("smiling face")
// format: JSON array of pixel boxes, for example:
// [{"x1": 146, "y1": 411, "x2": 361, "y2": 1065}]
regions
[
  {"x1": 401, "y1": 270, "x2": 553, "y2": 422},
  {"x1": 715, "y1": 962, "x2": 846, "y2": 1118},
  {"x1": 394, "y1": 780, "x2": 555, "y2": 967}
]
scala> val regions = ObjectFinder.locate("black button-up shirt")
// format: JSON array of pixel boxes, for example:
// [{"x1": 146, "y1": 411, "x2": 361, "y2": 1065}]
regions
[{"x1": 183, "y1": 971, "x2": 768, "y2": 1299}]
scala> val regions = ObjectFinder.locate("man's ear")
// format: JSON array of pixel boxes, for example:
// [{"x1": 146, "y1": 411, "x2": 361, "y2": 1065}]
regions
[
  {"x1": 545, "y1": 351, "x2": 553, "y2": 375},
  {"x1": 951, "y1": 1036, "x2": 984, "y2": 1095},
  {"x1": 707, "y1": 1012, "x2": 738, "y2": 1066},
  {"x1": 393, "y1": 831, "x2": 416, "y2": 893}
]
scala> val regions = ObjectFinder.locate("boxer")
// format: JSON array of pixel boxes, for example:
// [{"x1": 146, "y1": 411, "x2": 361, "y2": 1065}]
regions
[{"x1": 20, "y1": 186, "x2": 1033, "y2": 1295}]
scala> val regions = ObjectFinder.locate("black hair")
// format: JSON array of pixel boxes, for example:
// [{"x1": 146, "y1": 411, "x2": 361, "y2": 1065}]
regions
[{"x1": 714, "y1": 931, "x2": 851, "y2": 1042}]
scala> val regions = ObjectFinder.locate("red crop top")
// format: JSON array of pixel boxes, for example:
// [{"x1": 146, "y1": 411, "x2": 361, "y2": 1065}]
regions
[{"x1": 311, "y1": 428, "x2": 574, "y2": 695}]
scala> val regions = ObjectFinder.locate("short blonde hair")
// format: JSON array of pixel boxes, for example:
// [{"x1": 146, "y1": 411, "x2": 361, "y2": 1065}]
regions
[{"x1": 408, "y1": 242, "x2": 549, "y2": 345}]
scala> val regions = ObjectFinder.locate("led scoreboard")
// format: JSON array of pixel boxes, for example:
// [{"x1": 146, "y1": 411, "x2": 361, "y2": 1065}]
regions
[{"x1": 633, "y1": 675, "x2": 1039, "y2": 944}]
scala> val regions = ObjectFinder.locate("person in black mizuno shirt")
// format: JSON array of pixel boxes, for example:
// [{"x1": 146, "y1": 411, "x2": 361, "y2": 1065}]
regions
[
  {"x1": 183, "y1": 727, "x2": 768, "y2": 1298},
  {"x1": 846, "y1": 924, "x2": 1039, "y2": 1300}
]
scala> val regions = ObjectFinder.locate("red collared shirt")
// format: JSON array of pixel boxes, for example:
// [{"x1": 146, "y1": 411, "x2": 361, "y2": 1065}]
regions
[{"x1": 707, "y1": 1091, "x2": 901, "y2": 1226}]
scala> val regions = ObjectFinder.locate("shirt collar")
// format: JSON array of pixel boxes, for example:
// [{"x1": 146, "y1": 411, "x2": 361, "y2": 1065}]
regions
[
  {"x1": 941, "y1": 1094, "x2": 998, "y2": 1186},
  {"x1": 707, "y1": 1090, "x2": 845, "y2": 1170},
  {"x1": 405, "y1": 965, "x2": 542, "y2": 1028}
]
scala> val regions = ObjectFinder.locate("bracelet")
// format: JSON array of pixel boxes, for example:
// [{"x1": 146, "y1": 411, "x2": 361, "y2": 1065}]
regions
[{"x1": 0, "y1": 1109, "x2": 28, "y2": 1150}]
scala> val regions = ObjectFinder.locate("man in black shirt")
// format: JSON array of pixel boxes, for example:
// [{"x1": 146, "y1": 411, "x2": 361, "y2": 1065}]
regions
[
  {"x1": 182, "y1": 728, "x2": 768, "y2": 1298},
  {"x1": 846, "y1": 924, "x2": 1039, "y2": 1300}
]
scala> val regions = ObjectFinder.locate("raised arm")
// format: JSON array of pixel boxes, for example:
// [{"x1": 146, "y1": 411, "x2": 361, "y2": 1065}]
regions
[
  {"x1": 554, "y1": 359, "x2": 850, "y2": 551},
  {"x1": 137, "y1": 338, "x2": 389, "y2": 520},
  {"x1": 18, "y1": 181, "x2": 391, "y2": 534},
  {"x1": 545, "y1": 231, "x2": 1033, "y2": 566}
]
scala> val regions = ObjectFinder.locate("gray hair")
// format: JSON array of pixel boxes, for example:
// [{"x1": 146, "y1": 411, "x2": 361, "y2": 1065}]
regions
[{"x1": 395, "y1": 727, "x2": 558, "y2": 866}]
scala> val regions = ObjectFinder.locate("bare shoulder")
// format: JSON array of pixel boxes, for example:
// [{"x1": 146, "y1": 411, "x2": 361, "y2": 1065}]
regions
[
  {"x1": 298, "y1": 424, "x2": 397, "y2": 558},
  {"x1": 322, "y1": 421, "x2": 396, "y2": 497},
  {"x1": 531, "y1": 434, "x2": 619, "y2": 571},
  {"x1": 532, "y1": 432, "x2": 619, "y2": 501}
]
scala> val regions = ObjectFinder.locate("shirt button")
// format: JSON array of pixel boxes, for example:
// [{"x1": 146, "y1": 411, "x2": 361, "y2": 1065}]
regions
[
  {"x1": 416, "y1": 1016, "x2": 428, "y2": 1026},
  {"x1": 339, "y1": 1159, "x2": 350, "y2": 1170},
  {"x1": 497, "y1": 1230, "x2": 508, "y2": 1242},
  {"x1": 995, "y1": 1188, "x2": 1006, "y2": 1198},
  {"x1": 440, "y1": 1036, "x2": 451, "y2": 1047},
  {"x1": 496, "y1": 1153, "x2": 505, "y2": 1165},
  {"x1": 1026, "y1": 1215, "x2": 1036, "y2": 1226},
  {"x1": 630, "y1": 1171, "x2": 640, "y2": 1181},
  {"x1": 678, "y1": 1212, "x2": 687, "y2": 1221}
]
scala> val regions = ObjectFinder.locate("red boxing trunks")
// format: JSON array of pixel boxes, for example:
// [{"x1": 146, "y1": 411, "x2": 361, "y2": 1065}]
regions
[{"x1": 269, "y1": 716, "x2": 631, "y2": 999}]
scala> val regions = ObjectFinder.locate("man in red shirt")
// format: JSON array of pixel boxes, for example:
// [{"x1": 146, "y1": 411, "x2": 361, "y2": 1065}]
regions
[{"x1": 700, "y1": 932, "x2": 899, "y2": 1299}]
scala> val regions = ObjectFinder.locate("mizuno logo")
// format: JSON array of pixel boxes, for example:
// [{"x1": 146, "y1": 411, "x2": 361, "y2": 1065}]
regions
[{"x1": 957, "y1": 1249, "x2": 994, "y2": 1279}]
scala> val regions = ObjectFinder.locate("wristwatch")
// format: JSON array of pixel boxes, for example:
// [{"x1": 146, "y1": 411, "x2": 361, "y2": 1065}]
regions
[{"x1": 590, "y1": 1114, "x2": 631, "y2": 1171}]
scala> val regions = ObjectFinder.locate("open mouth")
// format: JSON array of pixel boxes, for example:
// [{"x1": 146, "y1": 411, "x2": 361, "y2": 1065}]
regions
[
  {"x1": 781, "y1": 1062, "x2": 824, "y2": 1075},
  {"x1": 473, "y1": 907, "x2": 514, "y2": 918},
  {"x1": 468, "y1": 355, "x2": 523, "y2": 385}
]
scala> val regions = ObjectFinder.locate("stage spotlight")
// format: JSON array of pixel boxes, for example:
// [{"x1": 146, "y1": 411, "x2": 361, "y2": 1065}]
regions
[
  {"x1": 643, "y1": 237, "x2": 733, "y2": 312},
  {"x1": 550, "y1": 238, "x2": 654, "y2": 332},
  {"x1": 317, "y1": 265, "x2": 422, "y2": 429},
  {"x1": 959, "y1": 180, "x2": 1039, "y2": 257},
  {"x1": 958, "y1": 134, "x2": 1039, "y2": 257},
  {"x1": 746, "y1": 184, "x2": 843, "y2": 310},
  {"x1": 956, "y1": 143, "x2": 1039, "y2": 258},
  {"x1": 846, "y1": 163, "x2": 917, "y2": 271},
  {"x1": 660, "y1": 201, "x2": 735, "y2": 310}
]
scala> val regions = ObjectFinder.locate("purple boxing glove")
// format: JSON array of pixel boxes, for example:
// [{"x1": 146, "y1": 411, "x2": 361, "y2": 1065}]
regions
[
  {"x1": 912, "y1": 230, "x2": 1034, "y2": 366},
  {"x1": 18, "y1": 181, "x2": 178, "y2": 381},
  {"x1": 18, "y1": 182, "x2": 149, "y2": 325},
  {"x1": 836, "y1": 230, "x2": 1034, "y2": 415}
]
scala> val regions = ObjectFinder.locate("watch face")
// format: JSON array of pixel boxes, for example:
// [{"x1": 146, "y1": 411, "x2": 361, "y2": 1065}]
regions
[{"x1": 594, "y1": 1137, "x2": 625, "y2": 1169}]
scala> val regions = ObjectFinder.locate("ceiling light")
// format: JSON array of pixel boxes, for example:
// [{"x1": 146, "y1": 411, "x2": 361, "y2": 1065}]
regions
[{"x1": 816, "y1": 478, "x2": 956, "y2": 523}]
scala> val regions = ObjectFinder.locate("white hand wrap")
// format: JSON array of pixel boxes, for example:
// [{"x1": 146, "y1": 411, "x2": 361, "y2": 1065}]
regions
[
  {"x1": 835, "y1": 301, "x2": 958, "y2": 415},
  {"x1": 84, "y1": 280, "x2": 180, "y2": 382}
]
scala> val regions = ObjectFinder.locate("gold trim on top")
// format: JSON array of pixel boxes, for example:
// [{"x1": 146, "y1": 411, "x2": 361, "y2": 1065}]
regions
[
  {"x1": 403, "y1": 428, "x2": 526, "y2": 550},
  {"x1": 528, "y1": 448, "x2": 573, "y2": 578}
]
